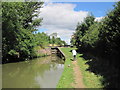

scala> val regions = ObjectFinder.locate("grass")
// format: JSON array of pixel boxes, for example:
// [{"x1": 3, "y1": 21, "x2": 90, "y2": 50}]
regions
[
  {"x1": 32, "y1": 46, "x2": 49, "y2": 57},
  {"x1": 57, "y1": 47, "x2": 103, "y2": 88},
  {"x1": 57, "y1": 47, "x2": 76, "y2": 88},
  {"x1": 77, "y1": 54, "x2": 104, "y2": 88}
]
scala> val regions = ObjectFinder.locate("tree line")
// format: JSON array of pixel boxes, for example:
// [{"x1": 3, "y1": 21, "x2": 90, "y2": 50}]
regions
[
  {"x1": 2, "y1": 2, "x2": 66, "y2": 63},
  {"x1": 71, "y1": 2, "x2": 120, "y2": 88}
]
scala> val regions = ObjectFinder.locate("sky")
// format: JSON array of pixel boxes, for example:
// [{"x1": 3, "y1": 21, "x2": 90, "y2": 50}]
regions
[{"x1": 37, "y1": 2, "x2": 116, "y2": 44}]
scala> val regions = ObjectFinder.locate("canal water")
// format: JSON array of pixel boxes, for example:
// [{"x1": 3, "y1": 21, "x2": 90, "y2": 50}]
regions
[{"x1": 2, "y1": 55, "x2": 64, "y2": 88}]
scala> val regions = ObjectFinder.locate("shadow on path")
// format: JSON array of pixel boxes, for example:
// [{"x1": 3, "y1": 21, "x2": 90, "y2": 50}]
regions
[{"x1": 79, "y1": 52, "x2": 119, "y2": 89}]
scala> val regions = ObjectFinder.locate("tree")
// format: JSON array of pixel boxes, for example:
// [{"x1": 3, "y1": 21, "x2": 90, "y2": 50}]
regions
[
  {"x1": 71, "y1": 2, "x2": 120, "y2": 88},
  {"x1": 2, "y1": 2, "x2": 43, "y2": 62},
  {"x1": 71, "y1": 15, "x2": 95, "y2": 49}
]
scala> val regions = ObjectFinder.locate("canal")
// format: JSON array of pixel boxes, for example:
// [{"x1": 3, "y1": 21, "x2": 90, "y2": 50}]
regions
[{"x1": 2, "y1": 55, "x2": 64, "y2": 88}]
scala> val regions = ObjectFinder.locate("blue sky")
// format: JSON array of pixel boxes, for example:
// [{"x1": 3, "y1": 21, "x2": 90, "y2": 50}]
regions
[
  {"x1": 36, "y1": 28, "x2": 48, "y2": 33},
  {"x1": 56, "y1": 2, "x2": 116, "y2": 17},
  {"x1": 38, "y1": 2, "x2": 116, "y2": 44},
  {"x1": 74, "y1": 2, "x2": 115, "y2": 17}
]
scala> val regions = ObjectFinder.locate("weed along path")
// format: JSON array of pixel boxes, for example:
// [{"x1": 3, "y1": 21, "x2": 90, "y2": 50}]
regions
[{"x1": 57, "y1": 47, "x2": 103, "y2": 88}]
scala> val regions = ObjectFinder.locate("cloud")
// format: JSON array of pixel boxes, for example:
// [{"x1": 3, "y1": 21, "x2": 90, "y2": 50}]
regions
[
  {"x1": 38, "y1": 3, "x2": 89, "y2": 44},
  {"x1": 45, "y1": 28, "x2": 75, "y2": 43},
  {"x1": 95, "y1": 17, "x2": 104, "y2": 22}
]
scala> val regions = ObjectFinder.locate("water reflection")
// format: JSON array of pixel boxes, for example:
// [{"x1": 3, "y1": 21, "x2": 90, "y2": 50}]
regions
[{"x1": 2, "y1": 55, "x2": 64, "y2": 88}]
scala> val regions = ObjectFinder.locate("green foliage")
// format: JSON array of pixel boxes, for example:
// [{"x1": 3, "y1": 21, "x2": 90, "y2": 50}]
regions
[
  {"x1": 57, "y1": 47, "x2": 103, "y2": 88},
  {"x1": 81, "y1": 22, "x2": 100, "y2": 47},
  {"x1": 34, "y1": 32, "x2": 50, "y2": 48},
  {"x1": 2, "y1": 2, "x2": 43, "y2": 62},
  {"x1": 31, "y1": 46, "x2": 45, "y2": 58},
  {"x1": 2, "y1": 2, "x2": 66, "y2": 63},
  {"x1": 71, "y1": 1, "x2": 120, "y2": 88},
  {"x1": 98, "y1": 2, "x2": 120, "y2": 57},
  {"x1": 54, "y1": 37, "x2": 66, "y2": 46},
  {"x1": 51, "y1": 36, "x2": 55, "y2": 44},
  {"x1": 8, "y1": 50, "x2": 18, "y2": 56},
  {"x1": 77, "y1": 55, "x2": 103, "y2": 88},
  {"x1": 50, "y1": 33, "x2": 67, "y2": 46},
  {"x1": 71, "y1": 15, "x2": 95, "y2": 47}
]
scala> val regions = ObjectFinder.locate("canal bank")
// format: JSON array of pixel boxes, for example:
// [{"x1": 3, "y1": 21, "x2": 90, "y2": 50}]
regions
[
  {"x1": 57, "y1": 47, "x2": 76, "y2": 88},
  {"x1": 2, "y1": 47, "x2": 52, "y2": 64},
  {"x1": 57, "y1": 47, "x2": 103, "y2": 88}
]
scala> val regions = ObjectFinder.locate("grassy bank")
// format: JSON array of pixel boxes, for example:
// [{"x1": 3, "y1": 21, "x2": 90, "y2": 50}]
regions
[
  {"x1": 32, "y1": 46, "x2": 51, "y2": 58},
  {"x1": 57, "y1": 47, "x2": 103, "y2": 88},
  {"x1": 57, "y1": 47, "x2": 75, "y2": 88},
  {"x1": 77, "y1": 54, "x2": 104, "y2": 88}
]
